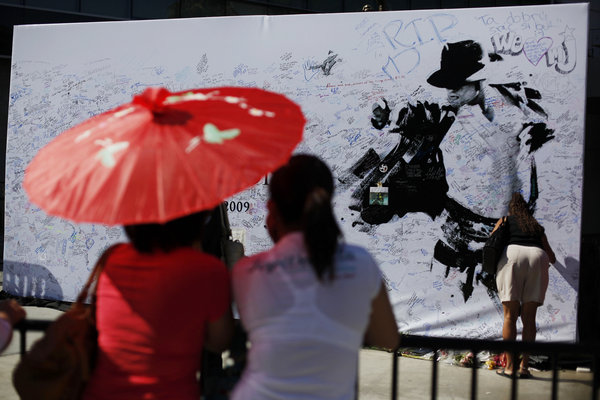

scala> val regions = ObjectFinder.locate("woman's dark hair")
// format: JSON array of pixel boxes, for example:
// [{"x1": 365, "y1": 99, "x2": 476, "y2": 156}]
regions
[
  {"x1": 269, "y1": 154, "x2": 342, "y2": 281},
  {"x1": 124, "y1": 210, "x2": 211, "y2": 253},
  {"x1": 508, "y1": 192, "x2": 544, "y2": 235}
]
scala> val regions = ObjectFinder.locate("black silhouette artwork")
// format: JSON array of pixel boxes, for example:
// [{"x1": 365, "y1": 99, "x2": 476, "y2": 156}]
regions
[{"x1": 343, "y1": 40, "x2": 555, "y2": 301}]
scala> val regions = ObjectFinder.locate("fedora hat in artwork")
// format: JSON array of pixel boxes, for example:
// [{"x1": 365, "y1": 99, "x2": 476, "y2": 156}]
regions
[{"x1": 427, "y1": 40, "x2": 486, "y2": 90}]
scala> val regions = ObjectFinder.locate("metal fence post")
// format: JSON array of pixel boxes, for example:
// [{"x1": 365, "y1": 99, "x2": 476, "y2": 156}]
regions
[
  {"x1": 470, "y1": 350, "x2": 478, "y2": 400},
  {"x1": 431, "y1": 349, "x2": 438, "y2": 400},
  {"x1": 18, "y1": 324, "x2": 26, "y2": 357},
  {"x1": 510, "y1": 350, "x2": 518, "y2": 400},
  {"x1": 391, "y1": 350, "x2": 398, "y2": 400},
  {"x1": 551, "y1": 352, "x2": 559, "y2": 400},
  {"x1": 389, "y1": 334, "x2": 599, "y2": 400}
]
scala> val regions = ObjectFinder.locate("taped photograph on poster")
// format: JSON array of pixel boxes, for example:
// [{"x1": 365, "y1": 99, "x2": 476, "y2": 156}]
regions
[{"x1": 369, "y1": 184, "x2": 389, "y2": 206}]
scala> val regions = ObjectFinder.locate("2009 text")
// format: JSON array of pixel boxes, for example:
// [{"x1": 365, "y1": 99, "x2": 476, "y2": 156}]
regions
[{"x1": 224, "y1": 201, "x2": 250, "y2": 213}]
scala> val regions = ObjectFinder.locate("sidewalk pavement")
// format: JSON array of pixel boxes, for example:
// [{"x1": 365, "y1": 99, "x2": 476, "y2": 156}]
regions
[{"x1": 0, "y1": 305, "x2": 595, "y2": 400}]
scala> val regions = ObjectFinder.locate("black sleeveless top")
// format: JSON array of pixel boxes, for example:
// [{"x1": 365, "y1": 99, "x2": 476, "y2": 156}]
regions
[{"x1": 506, "y1": 215, "x2": 543, "y2": 249}]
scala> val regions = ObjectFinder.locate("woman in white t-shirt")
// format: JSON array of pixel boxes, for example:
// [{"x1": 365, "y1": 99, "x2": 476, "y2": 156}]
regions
[{"x1": 231, "y1": 154, "x2": 399, "y2": 400}]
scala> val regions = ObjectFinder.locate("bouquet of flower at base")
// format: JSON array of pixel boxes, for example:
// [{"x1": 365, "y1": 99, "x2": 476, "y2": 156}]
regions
[
  {"x1": 485, "y1": 353, "x2": 505, "y2": 370},
  {"x1": 453, "y1": 352, "x2": 475, "y2": 367}
]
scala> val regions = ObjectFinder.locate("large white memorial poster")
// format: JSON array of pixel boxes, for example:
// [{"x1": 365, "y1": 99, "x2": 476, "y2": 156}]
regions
[{"x1": 5, "y1": 4, "x2": 587, "y2": 340}]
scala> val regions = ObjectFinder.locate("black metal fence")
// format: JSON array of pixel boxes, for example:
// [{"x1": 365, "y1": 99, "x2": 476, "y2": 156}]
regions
[
  {"x1": 14, "y1": 320, "x2": 600, "y2": 400},
  {"x1": 15, "y1": 318, "x2": 51, "y2": 356},
  {"x1": 394, "y1": 334, "x2": 600, "y2": 400}
]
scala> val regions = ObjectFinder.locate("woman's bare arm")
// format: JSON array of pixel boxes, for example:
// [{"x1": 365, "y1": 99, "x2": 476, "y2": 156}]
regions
[
  {"x1": 364, "y1": 282, "x2": 400, "y2": 351},
  {"x1": 490, "y1": 216, "x2": 506, "y2": 235},
  {"x1": 204, "y1": 308, "x2": 234, "y2": 353},
  {"x1": 542, "y1": 234, "x2": 556, "y2": 264}
]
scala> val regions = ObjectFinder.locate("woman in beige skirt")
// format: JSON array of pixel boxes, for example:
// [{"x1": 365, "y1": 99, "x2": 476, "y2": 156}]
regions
[{"x1": 493, "y1": 192, "x2": 556, "y2": 379}]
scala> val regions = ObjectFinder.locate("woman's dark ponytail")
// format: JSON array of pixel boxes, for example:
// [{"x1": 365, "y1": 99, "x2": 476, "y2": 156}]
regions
[
  {"x1": 303, "y1": 187, "x2": 341, "y2": 281},
  {"x1": 269, "y1": 154, "x2": 342, "y2": 281}
]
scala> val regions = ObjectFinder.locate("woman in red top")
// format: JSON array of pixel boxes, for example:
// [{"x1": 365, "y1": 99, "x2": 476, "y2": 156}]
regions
[{"x1": 83, "y1": 211, "x2": 233, "y2": 400}]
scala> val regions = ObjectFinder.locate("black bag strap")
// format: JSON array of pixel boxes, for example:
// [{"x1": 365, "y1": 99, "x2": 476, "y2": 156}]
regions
[
  {"x1": 75, "y1": 244, "x2": 121, "y2": 306},
  {"x1": 218, "y1": 203, "x2": 233, "y2": 239}
]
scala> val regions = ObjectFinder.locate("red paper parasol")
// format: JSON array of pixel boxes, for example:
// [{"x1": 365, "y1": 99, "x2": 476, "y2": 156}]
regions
[{"x1": 23, "y1": 87, "x2": 305, "y2": 225}]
